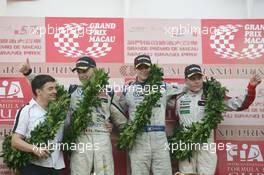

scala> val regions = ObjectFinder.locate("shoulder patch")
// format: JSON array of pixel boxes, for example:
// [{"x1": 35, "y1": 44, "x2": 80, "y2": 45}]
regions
[
  {"x1": 127, "y1": 80, "x2": 135, "y2": 86},
  {"x1": 68, "y1": 84, "x2": 78, "y2": 94}
]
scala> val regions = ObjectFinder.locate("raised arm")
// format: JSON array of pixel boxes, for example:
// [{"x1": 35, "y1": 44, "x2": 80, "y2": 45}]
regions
[
  {"x1": 225, "y1": 74, "x2": 261, "y2": 111},
  {"x1": 19, "y1": 58, "x2": 35, "y2": 82}
]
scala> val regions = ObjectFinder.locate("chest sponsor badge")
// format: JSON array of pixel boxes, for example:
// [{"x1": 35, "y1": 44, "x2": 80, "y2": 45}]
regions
[{"x1": 198, "y1": 100, "x2": 205, "y2": 106}]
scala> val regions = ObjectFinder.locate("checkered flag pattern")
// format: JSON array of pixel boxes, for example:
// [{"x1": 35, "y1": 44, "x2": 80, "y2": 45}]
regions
[
  {"x1": 210, "y1": 24, "x2": 264, "y2": 59},
  {"x1": 53, "y1": 23, "x2": 112, "y2": 58}
]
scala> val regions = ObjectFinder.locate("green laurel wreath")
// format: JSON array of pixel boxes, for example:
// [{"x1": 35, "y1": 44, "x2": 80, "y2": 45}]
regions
[
  {"x1": 117, "y1": 64, "x2": 163, "y2": 150},
  {"x1": 62, "y1": 68, "x2": 109, "y2": 151},
  {"x1": 1, "y1": 85, "x2": 70, "y2": 170},
  {"x1": 169, "y1": 77, "x2": 228, "y2": 161},
  {"x1": 1, "y1": 68, "x2": 109, "y2": 170}
]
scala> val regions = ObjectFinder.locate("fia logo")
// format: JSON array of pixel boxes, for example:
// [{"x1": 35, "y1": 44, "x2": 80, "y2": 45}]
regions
[
  {"x1": 0, "y1": 80, "x2": 24, "y2": 98},
  {"x1": 227, "y1": 144, "x2": 264, "y2": 162}
]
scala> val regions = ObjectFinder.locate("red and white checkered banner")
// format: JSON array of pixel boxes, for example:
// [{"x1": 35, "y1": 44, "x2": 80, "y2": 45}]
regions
[{"x1": 0, "y1": 17, "x2": 264, "y2": 175}]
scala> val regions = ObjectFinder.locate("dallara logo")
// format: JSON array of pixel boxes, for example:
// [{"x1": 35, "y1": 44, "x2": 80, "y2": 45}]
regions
[{"x1": 210, "y1": 24, "x2": 264, "y2": 59}]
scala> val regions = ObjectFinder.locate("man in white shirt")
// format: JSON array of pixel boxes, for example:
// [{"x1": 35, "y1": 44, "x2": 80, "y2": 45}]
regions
[
  {"x1": 11, "y1": 74, "x2": 65, "y2": 175},
  {"x1": 19, "y1": 57, "x2": 127, "y2": 175}
]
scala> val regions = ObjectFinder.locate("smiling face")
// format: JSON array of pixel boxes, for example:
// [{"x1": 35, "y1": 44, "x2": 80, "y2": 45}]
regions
[
  {"x1": 36, "y1": 81, "x2": 57, "y2": 102},
  {"x1": 76, "y1": 67, "x2": 95, "y2": 83},
  {"x1": 135, "y1": 64, "x2": 151, "y2": 82},
  {"x1": 185, "y1": 74, "x2": 204, "y2": 92}
]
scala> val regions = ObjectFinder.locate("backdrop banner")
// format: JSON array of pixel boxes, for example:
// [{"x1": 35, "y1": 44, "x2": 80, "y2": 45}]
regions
[{"x1": 0, "y1": 17, "x2": 263, "y2": 175}]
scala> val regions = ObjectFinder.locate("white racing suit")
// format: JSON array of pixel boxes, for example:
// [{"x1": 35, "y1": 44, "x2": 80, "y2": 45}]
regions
[
  {"x1": 68, "y1": 85, "x2": 128, "y2": 175},
  {"x1": 26, "y1": 74, "x2": 127, "y2": 175},
  {"x1": 176, "y1": 83, "x2": 256, "y2": 175},
  {"x1": 119, "y1": 81, "x2": 183, "y2": 175}
]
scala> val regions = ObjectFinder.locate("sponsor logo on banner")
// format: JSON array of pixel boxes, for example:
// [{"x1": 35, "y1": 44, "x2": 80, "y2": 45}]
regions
[
  {"x1": 227, "y1": 144, "x2": 263, "y2": 162},
  {"x1": 216, "y1": 140, "x2": 264, "y2": 174},
  {"x1": 0, "y1": 80, "x2": 24, "y2": 98},
  {"x1": 0, "y1": 17, "x2": 45, "y2": 62},
  {"x1": 124, "y1": 19, "x2": 202, "y2": 64},
  {"x1": 46, "y1": 17, "x2": 124, "y2": 63},
  {"x1": 202, "y1": 19, "x2": 264, "y2": 64},
  {"x1": 0, "y1": 78, "x2": 32, "y2": 124}
]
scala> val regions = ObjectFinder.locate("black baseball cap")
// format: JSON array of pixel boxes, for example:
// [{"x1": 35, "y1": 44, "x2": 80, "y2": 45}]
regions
[
  {"x1": 72, "y1": 56, "x2": 96, "y2": 72},
  {"x1": 184, "y1": 64, "x2": 203, "y2": 78},
  {"x1": 134, "y1": 55, "x2": 152, "y2": 68}
]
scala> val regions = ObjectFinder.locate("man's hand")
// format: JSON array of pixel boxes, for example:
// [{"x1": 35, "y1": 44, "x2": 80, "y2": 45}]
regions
[
  {"x1": 105, "y1": 122, "x2": 113, "y2": 133},
  {"x1": 19, "y1": 58, "x2": 31, "y2": 75},
  {"x1": 249, "y1": 74, "x2": 262, "y2": 87},
  {"x1": 32, "y1": 146, "x2": 50, "y2": 158}
]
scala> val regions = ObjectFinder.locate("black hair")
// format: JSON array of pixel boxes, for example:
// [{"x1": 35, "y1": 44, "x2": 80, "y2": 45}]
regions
[{"x1": 31, "y1": 74, "x2": 56, "y2": 96}]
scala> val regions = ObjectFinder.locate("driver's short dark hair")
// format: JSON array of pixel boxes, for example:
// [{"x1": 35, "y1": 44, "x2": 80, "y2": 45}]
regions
[{"x1": 31, "y1": 74, "x2": 56, "y2": 96}]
